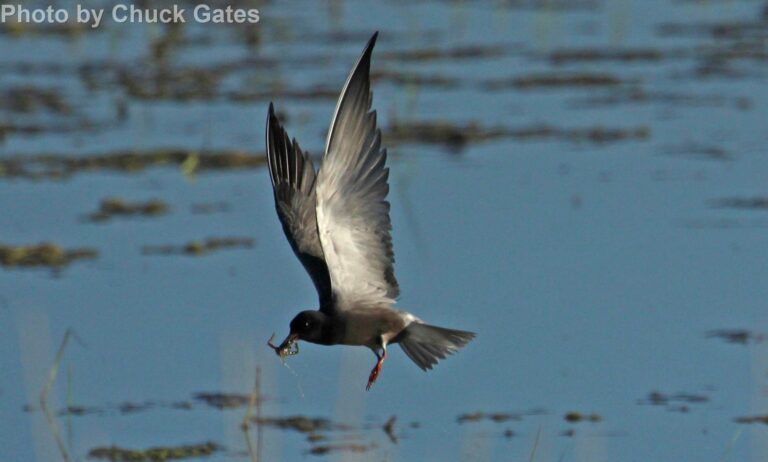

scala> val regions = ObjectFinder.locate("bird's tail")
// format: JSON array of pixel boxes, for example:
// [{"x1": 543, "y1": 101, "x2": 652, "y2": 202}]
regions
[{"x1": 396, "y1": 322, "x2": 475, "y2": 371}]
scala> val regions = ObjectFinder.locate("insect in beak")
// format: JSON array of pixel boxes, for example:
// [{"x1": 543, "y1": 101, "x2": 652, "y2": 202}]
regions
[{"x1": 268, "y1": 333, "x2": 299, "y2": 358}]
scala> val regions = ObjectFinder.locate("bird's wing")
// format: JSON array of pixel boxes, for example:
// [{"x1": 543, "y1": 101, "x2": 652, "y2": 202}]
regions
[
  {"x1": 314, "y1": 32, "x2": 400, "y2": 311},
  {"x1": 266, "y1": 103, "x2": 333, "y2": 308}
]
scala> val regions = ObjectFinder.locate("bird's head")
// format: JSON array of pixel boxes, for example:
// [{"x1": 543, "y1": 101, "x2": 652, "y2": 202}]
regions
[
  {"x1": 268, "y1": 310, "x2": 330, "y2": 358},
  {"x1": 289, "y1": 310, "x2": 329, "y2": 343}
]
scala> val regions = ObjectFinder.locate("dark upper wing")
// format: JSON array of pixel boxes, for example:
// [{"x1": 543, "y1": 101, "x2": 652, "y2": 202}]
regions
[
  {"x1": 266, "y1": 103, "x2": 332, "y2": 308},
  {"x1": 314, "y1": 32, "x2": 400, "y2": 310}
]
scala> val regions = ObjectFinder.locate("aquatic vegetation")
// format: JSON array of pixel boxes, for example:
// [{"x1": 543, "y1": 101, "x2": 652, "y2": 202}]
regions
[
  {"x1": 122, "y1": 68, "x2": 220, "y2": 100},
  {"x1": 564, "y1": 411, "x2": 602, "y2": 423},
  {"x1": 142, "y1": 237, "x2": 255, "y2": 256},
  {"x1": 706, "y1": 329, "x2": 765, "y2": 344},
  {"x1": 386, "y1": 120, "x2": 650, "y2": 150},
  {"x1": 190, "y1": 202, "x2": 230, "y2": 215},
  {"x1": 0, "y1": 119, "x2": 104, "y2": 140},
  {"x1": 661, "y1": 143, "x2": 732, "y2": 161},
  {"x1": 306, "y1": 433, "x2": 327, "y2": 443},
  {"x1": 387, "y1": 120, "x2": 510, "y2": 150},
  {"x1": 457, "y1": 408, "x2": 545, "y2": 424},
  {"x1": 509, "y1": 125, "x2": 650, "y2": 144},
  {"x1": 0, "y1": 86, "x2": 71, "y2": 114},
  {"x1": 192, "y1": 392, "x2": 252, "y2": 410},
  {"x1": 658, "y1": 14, "x2": 768, "y2": 80},
  {"x1": 709, "y1": 198, "x2": 768, "y2": 211},
  {"x1": 372, "y1": 70, "x2": 463, "y2": 88},
  {"x1": 253, "y1": 415, "x2": 353, "y2": 433},
  {"x1": 50, "y1": 400, "x2": 190, "y2": 416},
  {"x1": 638, "y1": 391, "x2": 710, "y2": 413},
  {"x1": 0, "y1": 150, "x2": 266, "y2": 180},
  {"x1": 483, "y1": 73, "x2": 627, "y2": 90},
  {"x1": 657, "y1": 20, "x2": 768, "y2": 40},
  {"x1": 86, "y1": 198, "x2": 170, "y2": 222},
  {"x1": 733, "y1": 415, "x2": 768, "y2": 425},
  {"x1": 570, "y1": 89, "x2": 750, "y2": 110},
  {"x1": 118, "y1": 401, "x2": 191, "y2": 414},
  {"x1": 88, "y1": 441, "x2": 221, "y2": 461},
  {"x1": 254, "y1": 415, "x2": 352, "y2": 433},
  {"x1": 307, "y1": 443, "x2": 374, "y2": 456},
  {"x1": 380, "y1": 44, "x2": 507, "y2": 62},
  {"x1": 501, "y1": 0, "x2": 598, "y2": 10},
  {"x1": 0, "y1": 242, "x2": 97, "y2": 268},
  {"x1": 229, "y1": 85, "x2": 340, "y2": 102},
  {"x1": 31, "y1": 392, "x2": 262, "y2": 416},
  {"x1": 0, "y1": 20, "x2": 87, "y2": 38},
  {"x1": 548, "y1": 48, "x2": 666, "y2": 65}
]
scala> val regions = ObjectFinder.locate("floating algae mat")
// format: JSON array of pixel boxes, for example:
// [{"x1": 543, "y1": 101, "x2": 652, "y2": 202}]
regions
[
  {"x1": 547, "y1": 47, "x2": 667, "y2": 64},
  {"x1": 734, "y1": 415, "x2": 768, "y2": 425},
  {"x1": 0, "y1": 242, "x2": 96, "y2": 268},
  {"x1": 637, "y1": 390, "x2": 710, "y2": 413},
  {"x1": 482, "y1": 72, "x2": 629, "y2": 90},
  {"x1": 709, "y1": 197, "x2": 768, "y2": 210},
  {"x1": 192, "y1": 392, "x2": 251, "y2": 410},
  {"x1": 253, "y1": 415, "x2": 353, "y2": 433},
  {"x1": 386, "y1": 120, "x2": 650, "y2": 150},
  {"x1": 88, "y1": 441, "x2": 220, "y2": 462},
  {"x1": 706, "y1": 329, "x2": 765, "y2": 344},
  {"x1": 86, "y1": 198, "x2": 170, "y2": 222},
  {"x1": 0, "y1": 150, "x2": 266, "y2": 180},
  {"x1": 142, "y1": 237, "x2": 254, "y2": 256},
  {"x1": 0, "y1": 86, "x2": 71, "y2": 114},
  {"x1": 564, "y1": 411, "x2": 603, "y2": 423},
  {"x1": 307, "y1": 443, "x2": 374, "y2": 456},
  {"x1": 457, "y1": 408, "x2": 546, "y2": 424}
]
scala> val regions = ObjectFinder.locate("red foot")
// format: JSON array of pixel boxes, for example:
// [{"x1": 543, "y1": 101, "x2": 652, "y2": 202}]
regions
[{"x1": 366, "y1": 349, "x2": 387, "y2": 391}]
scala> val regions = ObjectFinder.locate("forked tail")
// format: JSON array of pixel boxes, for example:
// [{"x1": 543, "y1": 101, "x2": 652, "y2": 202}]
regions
[{"x1": 396, "y1": 322, "x2": 475, "y2": 371}]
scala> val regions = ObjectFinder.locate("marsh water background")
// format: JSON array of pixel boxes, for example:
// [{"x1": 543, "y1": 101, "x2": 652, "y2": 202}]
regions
[{"x1": 2, "y1": 0, "x2": 768, "y2": 461}]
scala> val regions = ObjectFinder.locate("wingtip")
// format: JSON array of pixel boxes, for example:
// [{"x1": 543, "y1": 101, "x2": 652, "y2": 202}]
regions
[
  {"x1": 268, "y1": 101, "x2": 275, "y2": 116},
  {"x1": 363, "y1": 31, "x2": 378, "y2": 60}
]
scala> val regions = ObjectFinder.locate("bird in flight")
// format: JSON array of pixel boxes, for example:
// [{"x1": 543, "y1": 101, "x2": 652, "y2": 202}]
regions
[{"x1": 266, "y1": 32, "x2": 475, "y2": 390}]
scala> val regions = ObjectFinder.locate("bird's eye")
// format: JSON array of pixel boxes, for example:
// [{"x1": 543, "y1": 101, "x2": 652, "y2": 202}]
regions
[{"x1": 305, "y1": 321, "x2": 310, "y2": 328}]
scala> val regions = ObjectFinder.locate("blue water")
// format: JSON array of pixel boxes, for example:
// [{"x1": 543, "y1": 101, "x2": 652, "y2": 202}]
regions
[{"x1": 2, "y1": 1, "x2": 768, "y2": 461}]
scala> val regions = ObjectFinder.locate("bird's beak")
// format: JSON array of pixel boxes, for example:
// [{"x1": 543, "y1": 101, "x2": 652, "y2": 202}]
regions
[{"x1": 268, "y1": 333, "x2": 299, "y2": 358}]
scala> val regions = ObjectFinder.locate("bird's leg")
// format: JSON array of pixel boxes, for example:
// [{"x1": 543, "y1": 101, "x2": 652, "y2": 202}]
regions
[{"x1": 366, "y1": 346, "x2": 387, "y2": 391}]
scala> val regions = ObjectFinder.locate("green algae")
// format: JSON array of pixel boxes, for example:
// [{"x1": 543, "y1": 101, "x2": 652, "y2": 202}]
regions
[
  {"x1": 192, "y1": 392, "x2": 252, "y2": 410},
  {"x1": 0, "y1": 242, "x2": 97, "y2": 268},
  {"x1": 734, "y1": 415, "x2": 768, "y2": 425},
  {"x1": 307, "y1": 443, "x2": 373, "y2": 456},
  {"x1": 483, "y1": 73, "x2": 627, "y2": 90},
  {"x1": 386, "y1": 120, "x2": 650, "y2": 150},
  {"x1": 564, "y1": 411, "x2": 603, "y2": 423},
  {"x1": 706, "y1": 329, "x2": 765, "y2": 344},
  {"x1": 0, "y1": 150, "x2": 266, "y2": 180},
  {"x1": 88, "y1": 442, "x2": 220, "y2": 462},
  {"x1": 141, "y1": 237, "x2": 254, "y2": 257},
  {"x1": 87, "y1": 198, "x2": 169, "y2": 222},
  {"x1": 253, "y1": 415, "x2": 351, "y2": 433}
]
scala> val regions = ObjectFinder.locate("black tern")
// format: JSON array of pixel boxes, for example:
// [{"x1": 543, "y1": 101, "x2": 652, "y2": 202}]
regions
[{"x1": 266, "y1": 32, "x2": 475, "y2": 390}]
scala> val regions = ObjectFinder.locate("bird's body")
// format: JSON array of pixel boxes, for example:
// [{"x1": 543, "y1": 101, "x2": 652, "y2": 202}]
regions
[
  {"x1": 266, "y1": 32, "x2": 474, "y2": 390},
  {"x1": 336, "y1": 307, "x2": 415, "y2": 347}
]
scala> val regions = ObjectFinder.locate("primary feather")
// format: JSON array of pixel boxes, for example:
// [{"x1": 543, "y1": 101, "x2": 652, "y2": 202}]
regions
[
  {"x1": 314, "y1": 32, "x2": 400, "y2": 310},
  {"x1": 266, "y1": 104, "x2": 333, "y2": 308}
]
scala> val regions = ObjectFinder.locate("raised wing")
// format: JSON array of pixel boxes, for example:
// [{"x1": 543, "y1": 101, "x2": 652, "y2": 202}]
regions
[
  {"x1": 314, "y1": 32, "x2": 399, "y2": 310},
  {"x1": 266, "y1": 103, "x2": 333, "y2": 308}
]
